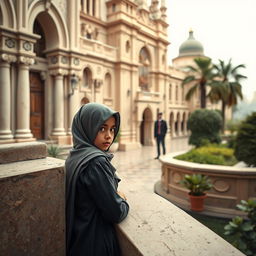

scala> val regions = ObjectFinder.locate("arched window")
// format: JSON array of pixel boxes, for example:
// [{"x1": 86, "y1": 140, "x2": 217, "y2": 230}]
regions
[
  {"x1": 33, "y1": 19, "x2": 46, "y2": 58},
  {"x1": 139, "y1": 47, "x2": 150, "y2": 91},
  {"x1": 83, "y1": 68, "x2": 92, "y2": 88},
  {"x1": 104, "y1": 73, "x2": 112, "y2": 98},
  {"x1": 176, "y1": 84, "x2": 179, "y2": 101},
  {"x1": 169, "y1": 84, "x2": 172, "y2": 102}
]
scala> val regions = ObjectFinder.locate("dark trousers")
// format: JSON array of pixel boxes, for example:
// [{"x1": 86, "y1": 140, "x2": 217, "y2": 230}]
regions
[{"x1": 156, "y1": 135, "x2": 166, "y2": 157}]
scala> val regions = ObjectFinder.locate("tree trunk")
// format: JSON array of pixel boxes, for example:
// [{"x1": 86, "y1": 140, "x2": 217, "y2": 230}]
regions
[
  {"x1": 221, "y1": 100, "x2": 226, "y2": 133},
  {"x1": 200, "y1": 84, "x2": 206, "y2": 108}
]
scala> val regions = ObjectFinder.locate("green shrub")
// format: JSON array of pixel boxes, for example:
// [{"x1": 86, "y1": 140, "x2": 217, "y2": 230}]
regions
[
  {"x1": 175, "y1": 145, "x2": 237, "y2": 166},
  {"x1": 187, "y1": 109, "x2": 222, "y2": 147},
  {"x1": 224, "y1": 199, "x2": 256, "y2": 255},
  {"x1": 47, "y1": 144, "x2": 62, "y2": 158},
  {"x1": 234, "y1": 112, "x2": 256, "y2": 167}
]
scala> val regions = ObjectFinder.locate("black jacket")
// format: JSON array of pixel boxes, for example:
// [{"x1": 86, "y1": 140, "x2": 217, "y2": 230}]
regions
[
  {"x1": 68, "y1": 155, "x2": 129, "y2": 256},
  {"x1": 154, "y1": 119, "x2": 167, "y2": 137}
]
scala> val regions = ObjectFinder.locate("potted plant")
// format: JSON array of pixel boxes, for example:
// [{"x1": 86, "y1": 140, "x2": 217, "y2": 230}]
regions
[{"x1": 180, "y1": 173, "x2": 213, "y2": 211}]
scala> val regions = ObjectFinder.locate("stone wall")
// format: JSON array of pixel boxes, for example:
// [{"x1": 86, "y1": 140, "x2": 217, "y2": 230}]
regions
[{"x1": 0, "y1": 142, "x2": 65, "y2": 256}]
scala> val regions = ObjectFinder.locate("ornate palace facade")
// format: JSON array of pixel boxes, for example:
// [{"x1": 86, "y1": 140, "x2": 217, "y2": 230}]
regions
[{"x1": 0, "y1": 0, "x2": 214, "y2": 150}]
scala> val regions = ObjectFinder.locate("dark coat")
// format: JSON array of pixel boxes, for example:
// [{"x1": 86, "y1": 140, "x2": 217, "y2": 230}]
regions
[
  {"x1": 154, "y1": 119, "x2": 167, "y2": 137},
  {"x1": 68, "y1": 155, "x2": 128, "y2": 256},
  {"x1": 65, "y1": 103, "x2": 129, "y2": 256}
]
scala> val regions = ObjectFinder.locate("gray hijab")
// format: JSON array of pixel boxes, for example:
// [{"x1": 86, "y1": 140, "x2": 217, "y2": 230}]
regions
[{"x1": 65, "y1": 103, "x2": 120, "y2": 250}]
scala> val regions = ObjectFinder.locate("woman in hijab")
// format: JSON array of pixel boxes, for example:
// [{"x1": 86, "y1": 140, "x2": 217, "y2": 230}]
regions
[{"x1": 65, "y1": 103, "x2": 129, "y2": 256}]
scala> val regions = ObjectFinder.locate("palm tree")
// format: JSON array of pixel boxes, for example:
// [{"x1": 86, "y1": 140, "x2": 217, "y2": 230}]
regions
[
  {"x1": 182, "y1": 57, "x2": 214, "y2": 108},
  {"x1": 208, "y1": 59, "x2": 247, "y2": 131}
]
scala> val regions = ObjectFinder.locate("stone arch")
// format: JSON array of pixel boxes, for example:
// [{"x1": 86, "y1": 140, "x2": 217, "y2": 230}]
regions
[
  {"x1": 0, "y1": 0, "x2": 16, "y2": 28},
  {"x1": 140, "y1": 107, "x2": 153, "y2": 146},
  {"x1": 104, "y1": 72, "x2": 112, "y2": 98},
  {"x1": 28, "y1": 1, "x2": 69, "y2": 49}
]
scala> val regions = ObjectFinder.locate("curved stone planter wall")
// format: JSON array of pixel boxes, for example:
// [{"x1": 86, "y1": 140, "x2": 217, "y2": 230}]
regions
[{"x1": 155, "y1": 152, "x2": 256, "y2": 218}]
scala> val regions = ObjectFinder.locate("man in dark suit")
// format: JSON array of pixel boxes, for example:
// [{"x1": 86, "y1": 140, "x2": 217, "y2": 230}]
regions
[{"x1": 154, "y1": 112, "x2": 167, "y2": 159}]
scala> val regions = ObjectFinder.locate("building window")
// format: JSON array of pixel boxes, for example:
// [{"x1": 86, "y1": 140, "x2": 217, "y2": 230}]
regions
[
  {"x1": 104, "y1": 73, "x2": 112, "y2": 98},
  {"x1": 169, "y1": 84, "x2": 172, "y2": 102},
  {"x1": 139, "y1": 47, "x2": 150, "y2": 91},
  {"x1": 176, "y1": 85, "x2": 178, "y2": 101},
  {"x1": 83, "y1": 68, "x2": 92, "y2": 88}
]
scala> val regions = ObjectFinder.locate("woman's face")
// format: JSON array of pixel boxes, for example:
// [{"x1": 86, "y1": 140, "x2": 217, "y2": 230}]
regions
[{"x1": 93, "y1": 116, "x2": 116, "y2": 151}]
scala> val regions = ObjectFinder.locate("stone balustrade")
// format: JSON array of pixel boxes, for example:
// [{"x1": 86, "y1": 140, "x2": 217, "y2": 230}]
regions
[
  {"x1": 155, "y1": 151, "x2": 256, "y2": 218},
  {"x1": 0, "y1": 143, "x2": 244, "y2": 255}
]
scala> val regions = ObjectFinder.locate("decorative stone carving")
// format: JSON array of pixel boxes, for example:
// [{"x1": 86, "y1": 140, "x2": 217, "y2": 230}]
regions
[
  {"x1": 73, "y1": 58, "x2": 80, "y2": 66},
  {"x1": 61, "y1": 56, "x2": 68, "y2": 64},
  {"x1": 23, "y1": 41, "x2": 32, "y2": 51},
  {"x1": 172, "y1": 172, "x2": 182, "y2": 184},
  {"x1": 40, "y1": 71, "x2": 47, "y2": 81},
  {"x1": 18, "y1": 56, "x2": 35, "y2": 65},
  {"x1": 5, "y1": 38, "x2": 15, "y2": 48},
  {"x1": 53, "y1": 0, "x2": 67, "y2": 20},
  {"x1": 1, "y1": 54, "x2": 17, "y2": 63},
  {"x1": 51, "y1": 56, "x2": 58, "y2": 64},
  {"x1": 213, "y1": 180, "x2": 230, "y2": 193},
  {"x1": 49, "y1": 69, "x2": 68, "y2": 76},
  {"x1": 81, "y1": 23, "x2": 99, "y2": 40}
]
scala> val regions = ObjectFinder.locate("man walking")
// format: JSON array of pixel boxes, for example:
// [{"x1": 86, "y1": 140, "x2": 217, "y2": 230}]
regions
[{"x1": 154, "y1": 112, "x2": 167, "y2": 159}]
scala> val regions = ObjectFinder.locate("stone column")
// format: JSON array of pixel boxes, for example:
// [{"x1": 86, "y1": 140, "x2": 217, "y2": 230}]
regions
[
  {"x1": 51, "y1": 73, "x2": 66, "y2": 136},
  {"x1": 15, "y1": 57, "x2": 34, "y2": 140},
  {"x1": 68, "y1": 77, "x2": 80, "y2": 135},
  {"x1": 0, "y1": 54, "x2": 16, "y2": 141}
]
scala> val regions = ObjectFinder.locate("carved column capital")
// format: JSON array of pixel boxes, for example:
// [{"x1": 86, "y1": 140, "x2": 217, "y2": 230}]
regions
[
  {"x1": 1, "y1": 54, "x2": 17, "y2": 63},
  {"x1": 49, "y1": 69, "x2": 69, "y2": 76},
  {"x1": 19, "y1": 56, "x2": 35, "y2": 65}
]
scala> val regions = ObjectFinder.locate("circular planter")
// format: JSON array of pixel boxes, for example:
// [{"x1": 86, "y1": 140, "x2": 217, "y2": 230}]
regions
[{"x1": 155, "y1": 152, "x2": 256, "y2": 218}]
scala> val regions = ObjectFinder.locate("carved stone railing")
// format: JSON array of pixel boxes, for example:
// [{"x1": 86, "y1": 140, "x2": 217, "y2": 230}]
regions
[
  {"x1": 155, "y1": 152, "x2": 256, "y2": 218},
  {"x1": 80, "y1": 37, "x2": 117, "y2": 61},
  {"x1": 117, "y1": 182, "x2": 244, "y2": 256}
]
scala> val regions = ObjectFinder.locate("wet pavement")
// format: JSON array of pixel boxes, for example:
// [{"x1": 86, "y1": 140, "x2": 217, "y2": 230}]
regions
[{"x1": 112, "y1": 137, "x2": 191, "y2": 193}]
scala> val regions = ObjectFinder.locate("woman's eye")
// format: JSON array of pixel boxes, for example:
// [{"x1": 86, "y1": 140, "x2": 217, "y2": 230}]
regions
[
  {"x1": 110, "y1": 128, "x2": 116, "y2": 133},
  {"x1": 99, "y1": 127, "x2": 105, "y2": 132}
]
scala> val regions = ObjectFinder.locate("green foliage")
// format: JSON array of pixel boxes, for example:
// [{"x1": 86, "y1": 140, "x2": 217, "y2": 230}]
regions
[
  {"x1": 175, "y1": 144, "x2": 237, "y2": 166},
  {"x1": 224, "y1": 199, "x2": 256, "y2": 255},
  {"x1": 234, "y1": 112, "x2": 256, "y2": 167},
  {"x1": 47, "y1": 144, "x2": 62, "y2": 158},
  {"x1": 225, "y1": 119, "x2": 241, "y2": 135},
  {"x1": 180, "y1": 174, "x2": 213, "y2": 196},
  {"x1": 187, "y1": 109, "x2": 223, "y2": 147}
]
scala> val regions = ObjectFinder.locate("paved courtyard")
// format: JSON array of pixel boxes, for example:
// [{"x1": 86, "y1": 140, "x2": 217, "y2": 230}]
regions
[{"x1": 112, "y1": 137, "x2": 191, "y2": 193}]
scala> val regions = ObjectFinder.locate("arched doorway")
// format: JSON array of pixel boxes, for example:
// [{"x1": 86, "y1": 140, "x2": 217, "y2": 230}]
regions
[
  {"x1": 30, "y1": 72, "x2": 44, "y2": 139},
  {"x1": 140, "y1": 108, "x2": 153, "y2": 146}
]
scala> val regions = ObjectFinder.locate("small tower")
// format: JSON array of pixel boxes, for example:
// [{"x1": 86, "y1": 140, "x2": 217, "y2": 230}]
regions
[
  {"x1": 149, "y1": 0, "x2": 160, "y2": 19},
  {"x1": 160, "y1": 0, "x2": 167, "y2": 21}
]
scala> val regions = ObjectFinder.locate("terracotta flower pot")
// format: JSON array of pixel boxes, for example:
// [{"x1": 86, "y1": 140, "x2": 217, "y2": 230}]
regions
[{"x1": 189, "y1": 193, "x2": 207, "y2": 211}]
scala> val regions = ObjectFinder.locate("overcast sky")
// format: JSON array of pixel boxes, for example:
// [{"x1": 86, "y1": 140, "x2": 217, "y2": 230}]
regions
[{"x1": 166, "y1": 0, "x2": 256, "y2": 101}]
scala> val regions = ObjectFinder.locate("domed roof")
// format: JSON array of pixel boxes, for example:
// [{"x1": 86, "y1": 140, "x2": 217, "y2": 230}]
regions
[{"x1": 179, "y1": 30, "x2": 204, "y2": 57}]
